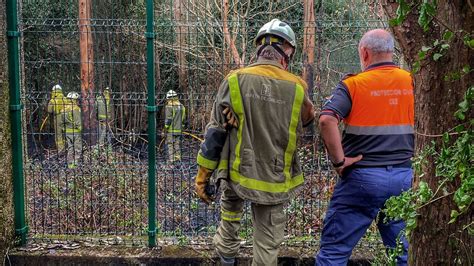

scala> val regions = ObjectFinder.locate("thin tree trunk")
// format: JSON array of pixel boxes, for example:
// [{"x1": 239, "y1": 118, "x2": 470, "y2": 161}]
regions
[
  {"x1": 222, "y1": 0, "x2": 242, "y2": 68},
  {"x1": 79, "y1": 0, "x2": 95, "y2": 130},
  {"x1": 303, "y1": 0, "x2": 315, "y2": 98},
  {"x1": 174, "y1": 0, "x2": 188, "y2": 91},
  {"x1": 383, "y1": 1, "x2": 474, "y2": 264}
]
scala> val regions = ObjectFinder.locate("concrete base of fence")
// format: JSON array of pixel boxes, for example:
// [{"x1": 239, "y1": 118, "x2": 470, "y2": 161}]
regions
[{"x1": 6, "y1": 245, "x2": 372, "y2": 265}]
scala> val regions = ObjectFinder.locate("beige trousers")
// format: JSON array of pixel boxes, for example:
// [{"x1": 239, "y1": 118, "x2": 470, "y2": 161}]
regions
[
  {"x1": 166, "y1": 134, "x2": 181, "y2": 163},
  {"x1": 213, "y1": 182, "x2": 286, "y2": 266},
  {"x1": 53, "y1": 116, "x2": 65, "y2": 153},
  {"x1": 65, "y1": 133, "x2": 82, "y2": 168}
]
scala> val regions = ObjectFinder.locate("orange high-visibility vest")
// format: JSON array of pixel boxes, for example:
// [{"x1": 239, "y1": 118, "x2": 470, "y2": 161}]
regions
[{"x1": 341, "y1": 64, "x2": 414, "y2": 165}]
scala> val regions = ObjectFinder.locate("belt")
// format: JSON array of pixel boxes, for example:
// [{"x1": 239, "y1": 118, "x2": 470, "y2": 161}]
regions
[{"x1": 350, "y1": 160, "x2": 412, "y2": 169}]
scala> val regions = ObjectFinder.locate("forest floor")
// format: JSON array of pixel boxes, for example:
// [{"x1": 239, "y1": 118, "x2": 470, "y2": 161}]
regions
[{"x1": 5, "y1": 244, "x2": 374, "y2": 265}]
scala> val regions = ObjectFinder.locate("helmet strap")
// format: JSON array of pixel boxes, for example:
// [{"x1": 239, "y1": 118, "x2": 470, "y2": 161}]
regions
[{"x1": 256, "y1": 35, "x2": 290, "y2": 64}]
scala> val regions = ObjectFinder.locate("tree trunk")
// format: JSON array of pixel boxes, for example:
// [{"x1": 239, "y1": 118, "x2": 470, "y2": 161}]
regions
[
  {"x1": 222, "y1": 0, "x2": 243, "y2": 68},
  {"x1": 303, "y1": 0, "x2": 315, "y2": 98},
  {"x1": 79, "y1": 0, "x2": 95, "y2": 130},
  {"x1": 383, "y1": 1, "x2": 474, "y2": 264},
  {"x1": 0, "y1": 0, "x2": 14, "y2": 258},
  {"x1": 173, "y1": 0, "x2": 188, "y2": 91}
]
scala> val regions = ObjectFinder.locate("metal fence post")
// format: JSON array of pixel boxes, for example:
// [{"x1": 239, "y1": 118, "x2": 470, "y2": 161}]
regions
[
  {"x1": 145, "y1": 0, "x2": 157, "y2": 248},
  {"x1": 6, "y1": 0, "x2": 27, "y2": 245}
]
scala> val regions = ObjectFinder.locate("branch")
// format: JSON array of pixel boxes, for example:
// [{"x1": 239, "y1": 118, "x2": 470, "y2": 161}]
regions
[
  {"x1": 415, "y1": 131, "x2": 466, "y2": 138},
  {"x1": 222, "y1": 0, "x2": 243, "y2": 68}
]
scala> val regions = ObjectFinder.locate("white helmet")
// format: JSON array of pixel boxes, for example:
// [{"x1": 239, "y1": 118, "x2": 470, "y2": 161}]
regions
[
  {"x1": 66, "y1": 92, "x2": 80, "y2": 100},
  {"x1": 255, "y1": 19, "x2": 296, "y2": 49},
  {"x1": 166, "y1": 90, "x2": 177, "y2": 99},
  {"x1": 52, "y1": 84, "x2": 62, "y2": 91}
]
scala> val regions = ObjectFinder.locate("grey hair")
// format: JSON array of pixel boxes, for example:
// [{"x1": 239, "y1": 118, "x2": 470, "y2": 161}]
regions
[
  {"x1": 359, "y1": 32, "x2": 394, "y2": 53},
  {"x1": 257, "y1": 45, "x2": 285, "y2": 61}
]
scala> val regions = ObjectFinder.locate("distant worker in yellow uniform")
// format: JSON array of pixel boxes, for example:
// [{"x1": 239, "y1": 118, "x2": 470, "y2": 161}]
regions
[
  {"x1": 96, "y1": 87, "x2": 112, "y2": 147},
  {"x1": 47, "y1": 84, "x2": 67, "y2": 153},
  {"x1": 164, "y1": 90, "x2": 186, "y2": 163},
  {"x1": 63, "y1": 92, "x2": 83, "y2": 169}
]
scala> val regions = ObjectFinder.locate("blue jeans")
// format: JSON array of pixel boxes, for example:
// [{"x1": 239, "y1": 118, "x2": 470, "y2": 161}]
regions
[{"x1": 315, "y1": 166, "x2": 413, "y2": 266}]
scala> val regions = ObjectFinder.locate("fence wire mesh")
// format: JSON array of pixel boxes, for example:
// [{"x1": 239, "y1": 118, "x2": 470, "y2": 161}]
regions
[{"x1": 19, "y1": 0, "x2": 393, "y2": 248}]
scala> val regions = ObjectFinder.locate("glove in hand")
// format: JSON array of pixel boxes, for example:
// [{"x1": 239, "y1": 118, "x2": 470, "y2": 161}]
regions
[
  {"x1": 222, "y1": 107, "x2": 239, "y2": 129},
  {"x1": 195, "y1": 166, "x2": 214, "y2": 204}
]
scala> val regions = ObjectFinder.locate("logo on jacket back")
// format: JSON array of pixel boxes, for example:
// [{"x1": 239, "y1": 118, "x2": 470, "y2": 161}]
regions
[
  {"x1": 261, "y1": 84, "x2": 272, "y2": 97},
  {"x1": 245, "y1": 84, "x2": 286, "y2": 105}
]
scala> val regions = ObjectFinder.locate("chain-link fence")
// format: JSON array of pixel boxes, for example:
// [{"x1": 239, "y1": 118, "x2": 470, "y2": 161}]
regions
[{"x1": 18, "y1": 0, "x2": 391, "y2": 248}]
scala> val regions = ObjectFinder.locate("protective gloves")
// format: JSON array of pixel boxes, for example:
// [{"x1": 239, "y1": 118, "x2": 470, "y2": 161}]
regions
[
  {"x1": 222, "y1": 107, "x2": 239, "y2": 129},
  {"x1": 195, "y1": 166, "x2": 214, "y2": 204}
]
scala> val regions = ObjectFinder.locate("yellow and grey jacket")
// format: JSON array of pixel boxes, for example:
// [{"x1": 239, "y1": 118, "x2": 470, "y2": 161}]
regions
[
  {"x1": 197, "y1": 59, "x2": 314, "y2": 205},
  {"x1": 97, "y1": 93, "x2": 112, "y2": 122},
  {"x1": 165, "y1": 99, "x2": 186, "y2": 134},
  {"x1": 63, "y1": 101, "x2": 82, "y2": 134},
  {"x1": 47, "y1": 91, "x2": 67, "y2": 115}
]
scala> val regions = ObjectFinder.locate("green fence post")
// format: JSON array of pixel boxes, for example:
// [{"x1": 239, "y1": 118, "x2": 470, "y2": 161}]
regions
[
  {"x1": 6, "y1": 0, "x2": 27, "y2": 245},
  {"x1": 146, "y1": 0, "x2": 157, "y2": 248}
]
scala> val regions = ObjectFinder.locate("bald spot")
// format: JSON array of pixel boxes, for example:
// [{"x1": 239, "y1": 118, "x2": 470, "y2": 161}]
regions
[{"x1": 359, "y1": 29, "x2": 394, "y2": 54}]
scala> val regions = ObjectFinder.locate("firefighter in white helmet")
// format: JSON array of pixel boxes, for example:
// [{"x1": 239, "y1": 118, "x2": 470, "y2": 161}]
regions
[
  {"x1": 47, "y1": 84, "x2": 67, "y2": 153},
  {"x1": 195, "y1": 19, "x2": 314, "y2": 265},
  {"x1": 63, "y1": 92, "x2": 82, "y2": 169},
  {"x1": 164, "y1": 90, "x2": 186, "y2": 163}
]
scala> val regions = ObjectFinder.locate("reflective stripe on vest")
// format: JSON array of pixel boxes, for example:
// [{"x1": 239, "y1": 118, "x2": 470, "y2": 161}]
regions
[
  {"x1": 228, "y1": 73, "x2": 304, "y2": 193},
  {"x1": 167, "y1": 128, "x2": 182, "y2": 133},
  {"x1": 65, "y1": 129, "x2": 81, "y2": 133},
  {"x1": 345, "y1": 125, "x2": 414, "y2": 135}
]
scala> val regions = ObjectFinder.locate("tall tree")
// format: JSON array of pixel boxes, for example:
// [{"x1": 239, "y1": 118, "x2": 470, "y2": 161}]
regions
[
  {"x1": 383, "y1": 1, "x2": 473, "y2": 264},
  {"x1": 79, "y1": 0, "x2": 95, "y2": 129}
]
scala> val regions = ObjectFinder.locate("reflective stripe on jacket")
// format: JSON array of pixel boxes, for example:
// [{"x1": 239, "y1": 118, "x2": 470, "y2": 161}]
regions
[
  {"x1": 197, "y1": 59, "x2": 314, "y2": 204},
  {"x1": 165, "y1": 99, "x2": 185, "y2": 134},
  {"x1": 341, "y1": 63, "x2": 414, "y2": 165}
]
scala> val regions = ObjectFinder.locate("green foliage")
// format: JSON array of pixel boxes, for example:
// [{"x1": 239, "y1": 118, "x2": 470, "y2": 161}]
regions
[
  {"x1": 384, "y1": 181, "x2": 432, "y2": 237},
  {"x1": 389, "y1": 0, "x2": 437, "y2": 31},
  {"x1": 418, "y1": 0, "x2": 437, "y2": 32},
  {"x1": 389, "y1": 0, "x2": 411, "y2": 27},
  {"x1": 413, "y1": 32, "x2": 453, "y2": 73}
]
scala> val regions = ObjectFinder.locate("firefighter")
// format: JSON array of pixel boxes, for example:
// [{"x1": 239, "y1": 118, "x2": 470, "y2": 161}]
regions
[
  {"x1": 164, "y1": 89, "x2": 186, "y2": 163},
  {"x1": 97, "y1": 87, "x2": 112, "y2": 147},
  {"x1": 47, "y1": 84, "x2": 67, "y2": 153},
  {"x1": 63, "y1": 92, "x2": 83, "y2": 169},
  {"x1": 194, "y1": 19, "x2": 314, "y2": 265}
]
